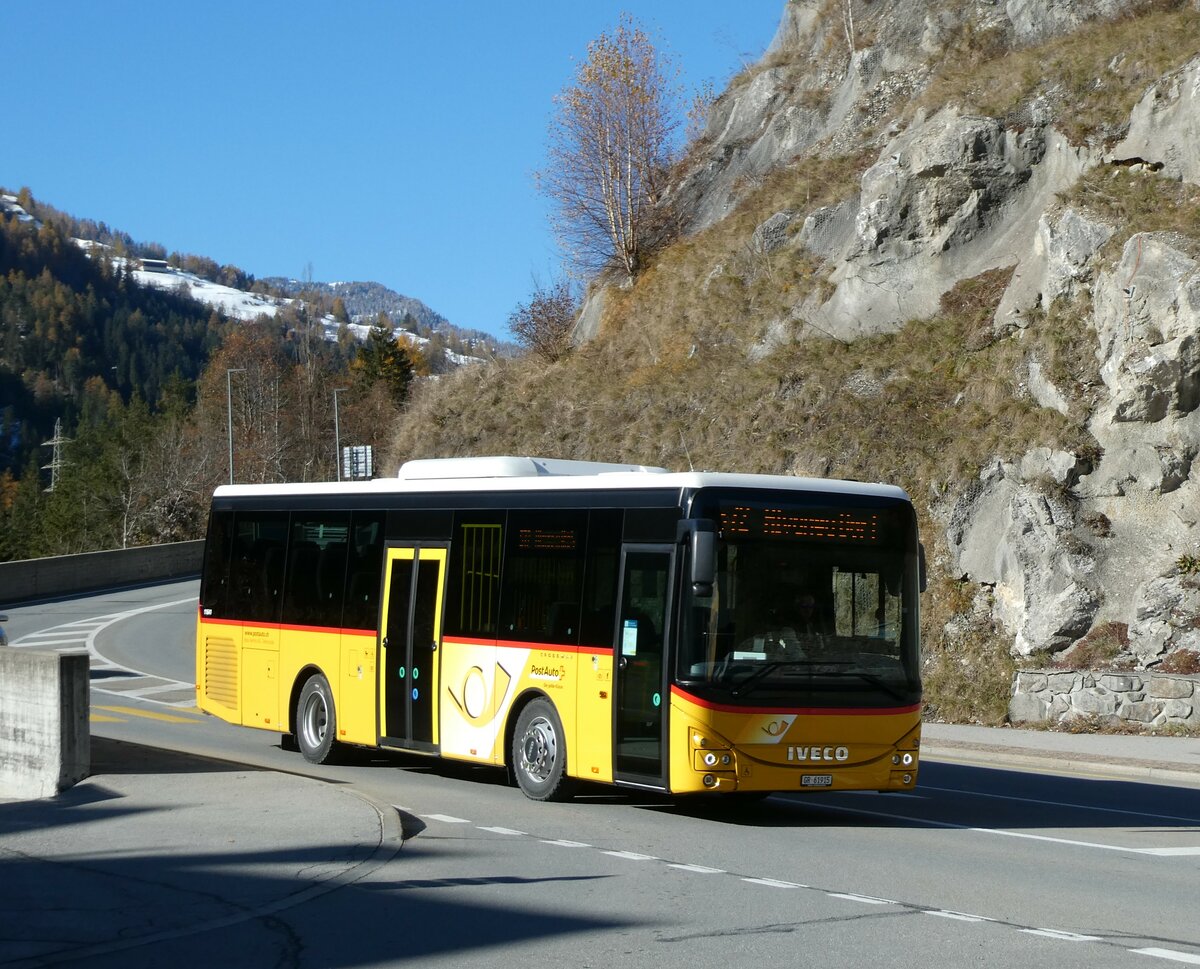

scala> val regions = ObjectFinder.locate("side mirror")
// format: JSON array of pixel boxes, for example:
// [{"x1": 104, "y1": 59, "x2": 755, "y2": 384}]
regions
[{"x1": 678, "y1": 519, "x2": 715, "y2": 596}]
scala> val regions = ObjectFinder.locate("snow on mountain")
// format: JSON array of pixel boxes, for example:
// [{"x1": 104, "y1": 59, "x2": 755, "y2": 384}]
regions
[{"x1": 2, "y1": 193, "x2": 487, "y2": 366}]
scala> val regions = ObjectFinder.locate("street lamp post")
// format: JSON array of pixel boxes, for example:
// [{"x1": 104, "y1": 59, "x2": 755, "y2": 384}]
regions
[
  {"x1": 333, "y1": 388, "x2": 348, "y2": 481},
  {"x1": 226, "y1": 368, "x2": 246, "y2": 485}
]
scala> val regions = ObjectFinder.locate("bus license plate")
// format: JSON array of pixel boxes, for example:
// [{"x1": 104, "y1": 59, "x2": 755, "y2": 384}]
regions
[{"x1": 801, "y1": 774, "x2": 833, "y2": 788}]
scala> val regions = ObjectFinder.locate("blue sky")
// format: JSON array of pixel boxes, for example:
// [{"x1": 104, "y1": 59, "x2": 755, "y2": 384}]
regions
[{"x1": 4, "y1": 2, "x2": 785, "y2": 338}]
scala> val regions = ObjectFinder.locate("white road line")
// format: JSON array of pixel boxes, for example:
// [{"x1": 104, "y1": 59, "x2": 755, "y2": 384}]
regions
[
  {"x1": 1137, "y1": 847, "x2": 1200, "y2": 856},
  {"x1": 920, "y1": 784, "x2": 1200, "y2": 826},
  {"x1": 603, "y1": 850, "x2": 658, "y2": 862},
  {"x1": 423, "y1": 814, "x2": 471, "y2": 824},
  {"x1": 541, "y1": 839, "x2": 592, "y2": 848},
  {"x1": 14, "y1": 637, "x2": 87, "y2": 647},
  {"x1": 743, "y1": 877, "x2": 806, "y2": 889},
  {"x1": 120, "y1": 683, "x2": 197, "y2": 697},
  {"x1": 811, "y1": 800, "x2": 1197, "y2": 858},
  {"x1": 924, "y1": 910, "x2": 995, "y2": 923},
  {"x1": 1021, "y1": 928, "x2": 1102, "y2": 942},
  {"x1": 477, "y1": 826, "x2": 526, "y2": 836},
  {"x1": 827, "y1": 892, "x2": 895, "y2": 905},
  {"x1": 669, "y1": 864, "x2": 725, "y2": 874},
  {"x1": 1132, "y1": 948, "x2": 1200, "y2": 964}
]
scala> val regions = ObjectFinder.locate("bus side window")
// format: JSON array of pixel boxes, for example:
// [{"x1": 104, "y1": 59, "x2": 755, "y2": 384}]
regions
[
  {"x1": 342, "y1": 511, "x2": 385, "y2": 630},
  {"x1": 231, "y1": 511, "x2": 289, "y2": 624},
  {"x1": 282, "y1": 540, "x2": 320, "y2": 624},
  {"x1": 445, "y1": 512, "x2": 504, "y2": 639},
  {"x1": 580, "y1": 509, "x2": 622, "y2": 647},
  {"x1": 500, "y1": 509, "x2": 586, "y2": 645},
  {"x1": 199, "y1": 510, "x2": 234, "y2": 618},
  {"x1": 314, "y1": 541, "x2": 348, "y2": 627}
]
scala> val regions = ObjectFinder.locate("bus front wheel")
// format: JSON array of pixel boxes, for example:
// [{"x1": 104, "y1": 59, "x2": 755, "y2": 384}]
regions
[
  {"x1": 512, "y1": 699, "x2": 575, "y2": 802},
  {"x1": 296, "y1": 674, "x2": 340, "y2": 765}
]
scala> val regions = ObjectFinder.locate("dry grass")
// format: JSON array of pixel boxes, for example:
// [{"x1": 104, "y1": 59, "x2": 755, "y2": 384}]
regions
[
  {"x1": 918, "y1": 3, "x2": 1200, "y2": 144},
  {"x1": 387, "y1": 3, "x2": 1200, "y2": 721},
  {"x1": 1063, "y1": 167, "x2": 1200, "y2": 253}
]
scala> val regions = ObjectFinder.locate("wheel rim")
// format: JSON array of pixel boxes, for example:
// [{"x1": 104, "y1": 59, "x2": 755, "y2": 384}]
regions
[
  {"x1": 301, "y1": 690, "x2": 328, "y2": 750},
  {"x1": 519, "y1": 715, "x2": 557, "y2": 783}
]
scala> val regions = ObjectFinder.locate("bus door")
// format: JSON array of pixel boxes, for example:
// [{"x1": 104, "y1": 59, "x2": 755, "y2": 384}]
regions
[
  {"x1": 613, "y1": 545, "x2": 673, "y2": 786},
  {"x1": 380, "y1": 546, "x2": 447, "y2": 750}
]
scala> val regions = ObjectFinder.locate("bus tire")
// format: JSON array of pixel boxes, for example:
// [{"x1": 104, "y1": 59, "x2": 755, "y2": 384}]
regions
[
  {"x1": 296, "y1": 673, "x2": 340, "y2": 765},
  {"x1": 512, "y1": 699, "x2": 575, "y2": 802}
]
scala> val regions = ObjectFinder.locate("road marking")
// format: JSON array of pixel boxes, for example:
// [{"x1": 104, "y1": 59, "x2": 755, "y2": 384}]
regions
[
  {"x1": 14, "y1": 637, "x2": 87, "y2": 647},
  {"x1": 743, "y1": 877, "x2": 806, "y2": 889},
  {"x1": 90, "y1": 714, "x2": 125, "y2": 723},
  {"x1": 477, "y1": 826, "x2": 526, "y2": 836},
  {"x1": 603, "y1": 850, "x2": 658, "y2": 862},
  {"x1": 93, "y1": 705, "x2": 200, "y2": 724},
  {"x1": 924, "y1": 910, "x2": 995, "y2": 923},
  {"x1": 423, "y1": 814, "x2": 470, "y2": 824},
  {"x1": 541, "y1": 839, "x2": 591, "y2": 848},
  {"x1": 1137, "y1": 847, "x2": 1200, "y2": 856},
  {"x1": 1132, "y1": 948, "x2": 1200, "y2": 964},
  {"x1": 1021, "y1": 928, "x2": 1103, "y2": 942},
  {"x1": 827, "y1": 892, "x2": 895, "y2": 905},
  {"x1": 669, "y1": 864, "x2": 725, "y2": 874},
  {"x1": 920, "y1": 784, "x2": 1200, "y2": 826},
  {"x1": 809, "y1": 800, "x2": 1200, "y2": 858}
]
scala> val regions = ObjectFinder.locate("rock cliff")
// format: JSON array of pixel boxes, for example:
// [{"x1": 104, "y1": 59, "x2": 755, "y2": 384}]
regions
[{"x1": 618, "y1": 0, "x2": 1200, "y2": 671}]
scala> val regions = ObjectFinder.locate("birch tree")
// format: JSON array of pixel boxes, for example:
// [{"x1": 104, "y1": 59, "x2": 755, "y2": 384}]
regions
[{"x1": 540, "y1": 14, "x2": 682, "y2": 280}]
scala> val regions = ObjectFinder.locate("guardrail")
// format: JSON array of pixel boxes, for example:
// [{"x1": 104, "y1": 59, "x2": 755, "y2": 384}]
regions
[{"x1": 0, "y1": 540, "x2": 204, "y2": 604}]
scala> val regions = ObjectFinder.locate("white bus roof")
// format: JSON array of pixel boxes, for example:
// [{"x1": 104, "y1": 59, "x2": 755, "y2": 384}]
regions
[{"x1": 213, "y1": 456, "x2": 911, "y2": 503}]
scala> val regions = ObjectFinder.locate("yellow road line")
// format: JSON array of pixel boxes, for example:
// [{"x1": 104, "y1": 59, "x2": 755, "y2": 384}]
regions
[
  {"x1": 90, "y1": 714, "x2": 125, "y2": 723},
  {"x1": 94, "y1": 705, "x2": 202, "y2": 724}
]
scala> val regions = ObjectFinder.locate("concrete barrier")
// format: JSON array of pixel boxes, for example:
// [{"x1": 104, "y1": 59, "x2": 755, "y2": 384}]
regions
[
  {"x1": 0, "y1": 649, "x2": 90, "y2": 799},
  {"x1": 0, "y1": 540, "x2": 203, "y2": 604}
]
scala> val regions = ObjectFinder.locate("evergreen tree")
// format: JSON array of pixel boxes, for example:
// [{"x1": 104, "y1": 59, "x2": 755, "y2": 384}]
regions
[{"x1": 353, "y1": 313, "x2": 414, "y2": 405}]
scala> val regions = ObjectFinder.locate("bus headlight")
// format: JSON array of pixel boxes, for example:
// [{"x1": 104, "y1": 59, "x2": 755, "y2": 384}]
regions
[{"x1": 703, "y1": 752, "x2": 718, "y2": 767}]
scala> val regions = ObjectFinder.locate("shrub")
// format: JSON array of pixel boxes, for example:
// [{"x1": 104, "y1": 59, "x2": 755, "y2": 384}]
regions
[
  {"x1": 1055, "y1": 622, "x2": 1131, "y2": 670},
  {"x1": 1157, "y1": 649, "x2": 1200, "y2": 675}
]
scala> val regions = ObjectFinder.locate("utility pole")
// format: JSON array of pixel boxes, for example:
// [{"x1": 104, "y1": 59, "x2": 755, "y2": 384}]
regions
[
  {"x1": 333, "y1": 388, "x2": 348, "y2": 481},
  {"x1": 226, "y1": 368, "x2": 246, "y2": 485},
  {"x1": 41, "y1": 418, "x2": 70, "y2": 493}
]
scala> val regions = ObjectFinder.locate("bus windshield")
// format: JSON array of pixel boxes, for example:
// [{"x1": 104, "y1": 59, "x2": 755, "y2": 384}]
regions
[{"x1": 677, "y1": 496, "x2": 921, "y2": 707}]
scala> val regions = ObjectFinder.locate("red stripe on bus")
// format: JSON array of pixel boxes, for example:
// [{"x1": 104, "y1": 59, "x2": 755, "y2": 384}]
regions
[
  {"x1": 196, "y1": 616, "x2": 377, "y2": 637},
  {"x1": 670, "y1": 685, "x2": 920, "y2": 717},
  {"x1": 442, "y1": 635, "x2": 612, "y2": 654}
]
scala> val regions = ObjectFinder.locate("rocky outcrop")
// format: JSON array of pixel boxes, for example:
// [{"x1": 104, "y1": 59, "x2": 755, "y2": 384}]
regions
[
  {"x1": 579, "y1": 4, "x2": 1200, "y2": 667},
  {"x1": 945, "y1": 454, "x2": 1101, "y2": 656},
  {"x1": 1112, "y1": 56, "x2": 1200, "y2": 184},
  {"x1": 672, "y1": 0, "x2": 1147, "y2": 236}
]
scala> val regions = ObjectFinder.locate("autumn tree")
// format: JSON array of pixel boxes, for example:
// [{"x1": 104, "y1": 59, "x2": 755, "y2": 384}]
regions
[
  {"x1": 539, "y1": 14, "x2": 682, "y2": 280},
  {"x1": 507, "y1": 277, "x2": 578, "y2": 362}
]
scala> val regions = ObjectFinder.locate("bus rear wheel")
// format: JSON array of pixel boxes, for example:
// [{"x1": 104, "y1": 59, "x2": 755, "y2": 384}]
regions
[
  {"x1": 512, "y1": 699, "x2": 575, "y2": 802},
  {"x1": 296, "y1": 673, "x2": 340, "y2": 765}
]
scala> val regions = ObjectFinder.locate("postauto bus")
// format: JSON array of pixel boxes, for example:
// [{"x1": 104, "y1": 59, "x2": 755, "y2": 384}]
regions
[{"x1": 195, "y1": 457, "x2": 924, "y2": 800}]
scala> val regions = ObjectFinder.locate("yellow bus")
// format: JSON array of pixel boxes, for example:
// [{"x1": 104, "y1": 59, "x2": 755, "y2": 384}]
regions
[{"x1": 196, "y1": 456, "x2": 924, "y2": 801}]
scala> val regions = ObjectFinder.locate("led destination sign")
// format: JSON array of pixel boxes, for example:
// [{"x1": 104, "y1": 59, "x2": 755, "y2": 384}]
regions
[{"x1": 720, "y1": 505, "x2": 881, "y2": 544}]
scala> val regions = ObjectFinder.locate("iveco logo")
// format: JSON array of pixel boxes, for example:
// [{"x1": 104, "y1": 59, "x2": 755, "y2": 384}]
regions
[{"x1": 787, "y1": 745, "x2": 850, "y2": 762}]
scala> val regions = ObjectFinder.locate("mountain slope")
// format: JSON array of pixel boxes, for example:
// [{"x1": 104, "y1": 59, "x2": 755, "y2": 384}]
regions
[{"x1": 387, "y1": 0, "x2": 1200, "y2": 723}]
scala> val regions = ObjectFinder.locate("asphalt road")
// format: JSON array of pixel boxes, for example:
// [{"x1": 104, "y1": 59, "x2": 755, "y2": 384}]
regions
[{"x1": 6, "y1": 581, "x2": 1200, "y2": 968}]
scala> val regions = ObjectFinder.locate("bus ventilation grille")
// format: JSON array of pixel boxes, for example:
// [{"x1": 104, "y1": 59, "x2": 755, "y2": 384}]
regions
[{"x1": 204, "y1": 636, "x2": 238, "y2": 709}]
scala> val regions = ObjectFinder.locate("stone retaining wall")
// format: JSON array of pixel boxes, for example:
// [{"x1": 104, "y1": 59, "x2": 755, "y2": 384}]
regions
[{"x1": 1009, "y1": 670, "x2": 1200, "y2": 728}]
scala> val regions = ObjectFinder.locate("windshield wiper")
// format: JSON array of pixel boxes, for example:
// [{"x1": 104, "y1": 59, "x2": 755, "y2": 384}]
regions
[
  {"x1": 814, "y1": 668, "x2": 911, "y2": 703},
  {"x1": 728, "y1": 660, "x2": 850, "y2": 696}
]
